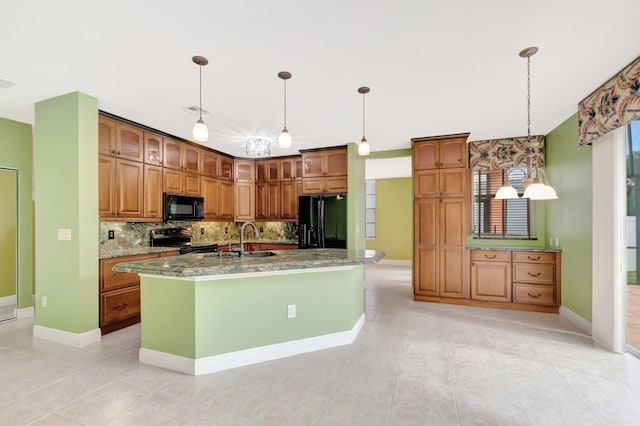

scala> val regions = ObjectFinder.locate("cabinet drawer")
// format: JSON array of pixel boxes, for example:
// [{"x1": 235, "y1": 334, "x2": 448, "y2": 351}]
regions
[
  {"x1": 512, "y1": 251, "x2": 556, "y2": 264},
  {"x1": 513, "y1": 284, "x2": 555, "y2": 306},
  {"x1": 471, "y1": 250, "x2": 511, "y2": 262},
  {"x1": 100, "y1": 253, "x2": 158, "y2": 291},
  {"x1": 513, "y1": 263, "x2": 555, "y2": 284},
  {"x1": 100, "y1": 286, "x2": 140, "y2": 325}
]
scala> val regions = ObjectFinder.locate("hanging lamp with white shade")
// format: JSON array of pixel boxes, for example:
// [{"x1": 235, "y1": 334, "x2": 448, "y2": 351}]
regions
[
  {"x1": 358, "y1": 86, "x2": 371, "y2": 156},
  {"x1": 278, "y1": 71, "x2": 292, "y2": 149},
  {"x1": 192, "y1": 55, "x2": 209, "y2": 142}
]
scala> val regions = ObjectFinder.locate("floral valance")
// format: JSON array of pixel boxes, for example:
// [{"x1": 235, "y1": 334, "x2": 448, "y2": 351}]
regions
[
  {"x1": 578, "y1": 55, "x2": 640, "y2": 146},
  {"x1": 469, "y1": 135, "x2": 545, "y2": 171}
]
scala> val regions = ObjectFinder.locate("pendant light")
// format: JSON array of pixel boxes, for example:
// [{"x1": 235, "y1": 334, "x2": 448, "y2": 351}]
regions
[
  {"x1": 278, "y1": 71, "x2": 292, "y2": 148},
  {"x1": 358, "y1": 86, "x2": 371, "y2": 156},
  {"x1": 192, "y1": 55, "x2": 209, "y2": 142},
  {"x1": 495, "y1": 47, "x2": 558, "y2": 200}
]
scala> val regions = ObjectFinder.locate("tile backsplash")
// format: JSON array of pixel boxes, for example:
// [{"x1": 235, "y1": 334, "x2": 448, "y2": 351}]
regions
[{"x1": 100, "y1": 221, "x2": 298, "y2": 250}]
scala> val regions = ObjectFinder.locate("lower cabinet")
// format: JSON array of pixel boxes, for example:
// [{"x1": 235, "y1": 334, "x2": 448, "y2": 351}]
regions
[
  {"x1": 99, "y1": 251, "x2": 178, "y2": 334},
  {"x1": 471, "y1": 251, "x2": 512, "y2": 302}
]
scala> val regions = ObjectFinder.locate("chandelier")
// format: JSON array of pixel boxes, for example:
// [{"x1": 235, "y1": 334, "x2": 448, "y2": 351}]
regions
[{"x1": 246, "y1": 137, "x2": 271, "y2": 157}]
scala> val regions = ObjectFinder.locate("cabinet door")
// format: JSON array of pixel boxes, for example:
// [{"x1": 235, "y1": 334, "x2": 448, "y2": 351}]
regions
[
  {"x1": 98, "y1": 154, "x2": 116, "y2": 218},
  {"x1": 255, "y1": 160, "x2": 268, "y2": 183},
  {"x1": 440, "y1": 198, "x2": 468, "y2": 298},
  {"x1": 219, "y1": 180, "x2": 234, "y2": 219},
  {"x1": 325, "y1": 149, "x2": 347, "y2": 176},
  {"x1": 440, "y1": 138, "x2": 467, "y2": 168},
  {"x1": 101, "y1": 286, "x2": 140, "y2": 325},
  {"x1": 183, "y1": 145, "x2": 201, "y2": 174},
  {"x1": 301, "y1": 178, "x2": 325, "y2": 195},
  {"x1": 440, "y1": 168, "x2": 469, "y2": 197},
  {"x1": 116, "y1": 159, "x2": 144, "y2": 218},
  {"x1": 235, "y1": 160, "x2": 255, "y2": 182},
  {"x1": 280, "y1": 181, "x2": 295, "y2": 219},
  {"x1": 414, "y1": 170, "x2": 439, "y2": 198},
  {"x1": 280, "y1": 158, "x2": 298, "y2": 180},
  {"x1": 163, "y1": 169, "x2": 184, "y2": 195},
  {"x1": 100, "y1": 253, "x2": 158, "y2": 291},
  {"x1": 234, "y1": 182, "x2": 255, "y2": 221},
  {"x1": 220, "y1": 157, "x2": 234, "y2": 180},
  {"x1": 143, "y1": 132, "x2": 163, "y2": 166},
  {"x1": 202, "y1": 151, "x2": 219, "y2": 177},
  {"x1": 471, "y1": 260, "x2": 511, "y2": 302},
  {"x1": 302, "y1": 152, "x2": 324, "y2": 177},
  {"x1": 143, "y1": 164, "x2": 163, "y2": 219},
  {"x1": 267, "y1": 182, "x2": 280, "y2": 218},
  {"x1": 267, "y1": 160, "x2": 280, "y2": 182},
  {"x1": 325, "y1": 177, "x2": 347, "y2": 193},
  {"x1": 255, "y1": 183, "x2": 268, "y2": 219},
  {"x1": 413, "y1": 141, "x2": 438, "y2": 170},
  {"x1": 202, "y1": 176, "x2": 220, "y2": 219},
  {"x1": 115, "y1": 123, "x2": 144, "y2": 162},
  {"x1": 163, "y1": 139, "x2": 183, "y2": 170},
  {"x1": 99, "y1": 116, "x2": 116, "y2": 156},
  {"x1": 414, "y1": 199, "x2": 439, "y2": 296},
  {"x1": 184, "y1": 173, "x2": 202, "y2": 197}
]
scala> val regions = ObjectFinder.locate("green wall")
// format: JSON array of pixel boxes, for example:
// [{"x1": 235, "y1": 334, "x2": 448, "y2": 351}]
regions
[
  {"x1": 0, "y1": 117, "x2": 33, "y2": 309},
  {"x1": 348, "y1": 143, "x2": 366, "y2": 250},
  {"x1": 546, "y1": 113, "x2": 593, "y2": 321},
  {"x1": 365, "y1": 177, "x2": 412, "y2": 260},
  {"x1": 34, "y1": 92, "x2": 99, "y2": 333},
  {"x1": 0, "y1": 170, "x2": 17, "y2": 298}
]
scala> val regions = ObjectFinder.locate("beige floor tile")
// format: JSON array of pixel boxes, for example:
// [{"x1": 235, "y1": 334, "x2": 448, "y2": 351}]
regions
[
  {"x1": 174, "y1": 405, "x2": 248, "y2": 426},
  {"x1": 519, "y1": 398, "x2": 601, "y2": 425},
  {"x1": 389, "y1": 380, "x2": 458, "y2": 426},
  {"x1": 0, "y1": 399, "x2": 48, "y2": 425},
  {"x1": 251, "y1": 381, "x2": 330, "y2": 426},
  {"x1": 199, "y1": 373, "x2": 275, "y2": 417},
  {"x1": 28, "y1": 414, "x2": 82, "y2": 425},
  {"x1": 102, "y1": 390, "x2": 197, "y2": 425}
]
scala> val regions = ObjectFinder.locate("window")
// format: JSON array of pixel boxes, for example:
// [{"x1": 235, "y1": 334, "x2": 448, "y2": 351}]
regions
[
  {"x1": 472, "y1": 169, "x2": 536, "y2": 239},
  {"x1": 365, "y1": 180, "x2": 376, "y2": 238}
]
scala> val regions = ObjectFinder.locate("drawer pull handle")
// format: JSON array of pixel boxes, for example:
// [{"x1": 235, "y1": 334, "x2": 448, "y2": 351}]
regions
[
  {"x1": 527, "y1": 293, "x2": 542, "y2": 298},
  {"x1": 528, "y1": 255, "x2": 541, "y2": 260},
  {"x1": 113, "y1": 303, "x2": 128, "y2": 311},
  {"x1": 527, "y1": 272, "x2": 542, "y2": 277},
  {"x1": 484, "y1": 254, "x2": 496, "y2": 259}
]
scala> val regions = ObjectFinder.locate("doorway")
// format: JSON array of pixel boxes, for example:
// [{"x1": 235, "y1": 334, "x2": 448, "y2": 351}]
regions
[
  {"x1": 0, "y1": 167, "x2": 17, "y2": 321},
  {"x1": 626, "y1": 121, "x2": 640, "y2": 353}
]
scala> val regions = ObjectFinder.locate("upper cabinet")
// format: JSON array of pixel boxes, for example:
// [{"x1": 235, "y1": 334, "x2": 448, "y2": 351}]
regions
[
  {"x1": 302, "y1": 148, "x2": 347, "y2": 178},
  {"x1": 115, "y1": 123, "x2": 144, "y2": 162},
  {"x1": 280, "y1": 157, "x2": 303, "y2": 180},
  {"x1": 256, "y1": 159, "x2": 281, "y2": 183},
  {"x1": 163, "y1": 139, "x2": 201, "y2": 173},
  {"x1": 234, "y1": 160, "x2": 255, "y2": 221},
  {"x1": 99, "y1": 116, "x2": 116, "y2": 156},
  {"x1": 413, "y1": 133, "x2": 468, "y2": 170},
  {"x1": 143, "y1": 132, "x2": 163, "y2": 166}
]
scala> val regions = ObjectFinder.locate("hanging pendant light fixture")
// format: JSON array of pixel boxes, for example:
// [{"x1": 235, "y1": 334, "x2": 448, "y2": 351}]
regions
[
  {"x1": 495, "y1": 47, "x2": 557, "y2": 200},
  {"x1": 192, "y1": 55, "x2": 209, "y2": 142},
  {"x1": 358, "y1": 86, "x2": 371, "y2": 156},
  {"x1": 278, "y1": 71, "x2": 292, "y2": 149}
]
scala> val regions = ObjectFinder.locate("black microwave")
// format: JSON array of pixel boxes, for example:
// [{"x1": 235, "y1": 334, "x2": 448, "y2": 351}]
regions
[{"x1": 163, "y1": 193, "x2": 205, "y2": 221}]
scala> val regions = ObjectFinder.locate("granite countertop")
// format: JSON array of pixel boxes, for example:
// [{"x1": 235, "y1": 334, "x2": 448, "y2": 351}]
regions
[
  {"x1": 100, "y1": 240, "x2": 298, "y2": 259},
  {"x1": 112, "y1": 248, "x2": 386, "y2": 277},
  {"x1": 467, "y1": 246, "x2": 562, "y2": 252}
]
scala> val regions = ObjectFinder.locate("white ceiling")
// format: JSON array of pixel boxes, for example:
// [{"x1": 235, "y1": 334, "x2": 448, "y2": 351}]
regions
[{"x1": 1, "y1": 1, "x2": 639, "y2": 158}]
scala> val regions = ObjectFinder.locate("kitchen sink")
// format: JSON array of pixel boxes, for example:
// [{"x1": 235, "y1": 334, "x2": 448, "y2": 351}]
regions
[{"x1": 244, "y1": 251, "x2": 277, "y2": 257}]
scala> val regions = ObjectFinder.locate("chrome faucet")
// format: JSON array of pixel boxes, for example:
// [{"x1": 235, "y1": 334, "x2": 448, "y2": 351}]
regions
[{"x1": 238, "y1": 222, "x2": 259, "y2": 256}]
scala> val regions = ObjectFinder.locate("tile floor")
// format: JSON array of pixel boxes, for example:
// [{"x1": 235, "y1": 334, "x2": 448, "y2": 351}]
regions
[
  {"x1": 1, "y1": 262, "x2": 640, "y2": 425},
  {"x1": 627, "y1": 285, "x2": 640, "y2": 350}
]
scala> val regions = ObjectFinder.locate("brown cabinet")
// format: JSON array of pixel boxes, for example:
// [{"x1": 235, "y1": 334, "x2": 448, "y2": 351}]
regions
[
  {"x1": 162, "y1": 169, "x2": 201, "y2": 197},
  {"x1": 471, "y1": 250, "x2": 512, "y2": 302},
  {"x1": 280, "y1": 157, "x2": 303, "y2": 181},
  {"x1": 98, "y1": 154, "x2": 144, "y2": 220},
  {"x1": 100, "y1": 252, "x2": 177, "y2": 334},
  {"x1": 163, "y1": 139, "x2": 201, "y2": 173},
  {"x1": 143, "y1": 132, "x2": 164, "y2": 166},
  {"x1": 469, "y1": 249, "x2": 561, "y2": 311},
  {"x1": 115, "y1": 122, "x2": 145, "y2": 162},
  {"x1": 301, "y1": 148, "x2": 348, "y2": 195},
  {"x1": 143, "y1": 164, "x2": 163, "y2": 219},
  {"x1": 256, "y1": 159, "x2": 281, "y2": 182},
  {"x1": 413, "y1": 134, "x2": 470, "y2": 301},
  {"x1": 413, "y1": 133, "x2": 467, "y2": 170},
  {"x1": 235, "y1": 159, "x2": 255, "y2": 221},
  {"x1": 280, "y1": 179, "x2": 302, "y2": 219},
  {"x1": 202, "y1": 151, "x2": 233, "y2": 180},
  {"x1": 99, "y1": 116, "x2": 116, "y2": 156}
]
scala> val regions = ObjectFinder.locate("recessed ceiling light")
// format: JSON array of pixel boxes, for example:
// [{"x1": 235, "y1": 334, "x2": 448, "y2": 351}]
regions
[
  {"x1": 182, "y1": 105, "x2": 209, "y2": 116},
  {"x1": 0, "y1": 78, "x2": 16, "y2": 89}
]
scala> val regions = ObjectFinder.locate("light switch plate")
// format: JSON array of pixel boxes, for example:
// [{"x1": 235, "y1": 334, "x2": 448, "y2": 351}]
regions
[{"x1": 57, "y1": 228, "x2": 72, "y2": 241}]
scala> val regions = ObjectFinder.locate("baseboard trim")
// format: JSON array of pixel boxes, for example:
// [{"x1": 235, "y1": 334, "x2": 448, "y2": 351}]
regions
[
  {"x1": 140, "y1": 313, "x2": 366, "y2": 376},
  {"x1": 16, "y1": 306, "x2": 34, "y2": 319},
  {"x1": 33, "y1": 325, "x2": 102, "y2": 347},
  {"x1": 0, "y1": 295, "x2": 16, "y2": 307},
  {"x1": 559, "y1": 305, "x2": 592, "y2": 336},
  {"x1": 378, "y1": 259, "x2": 412, "y2": 267}
]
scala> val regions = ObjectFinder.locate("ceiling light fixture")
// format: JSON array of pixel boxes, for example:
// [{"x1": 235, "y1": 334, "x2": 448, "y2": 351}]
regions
[
  {"x1": 278, "y1": 71, "x2": 292, "y2": 149},
  {"x1": 495, "y1": 47, "x2": 557, "y2": 200},
  {"x1": 246, "y1": 137, "x2": 271, "y2": 157},
  {"x1": 192, "y1": 55, "x2": 209, "y2": 142},
  {"x1": 358, "y1": 86, "x2": 371, "y2": 156}
]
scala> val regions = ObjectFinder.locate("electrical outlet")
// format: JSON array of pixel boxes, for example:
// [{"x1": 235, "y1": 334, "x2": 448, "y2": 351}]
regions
[
  {"x1": 200, "y1": 227, "x2": 205, "y2": 235},
  {"x1": 259, "y1": 227, "x2": 264, "y2": 233},
  {"x1": 287, "y1": 304, "x2": 296, "y2": 319},
  {"x1": 553, "y1": 237, "x2": 560, "y2": 246},
  {"x1": 108, "y1": 230, "x2": 115, "y2": 240},
  {"x1": 41, "y1": 296, "x2": 47, "y2": 308},
  {"x1": 224, "y1": 227, "x2": 228, "y2": 234}
]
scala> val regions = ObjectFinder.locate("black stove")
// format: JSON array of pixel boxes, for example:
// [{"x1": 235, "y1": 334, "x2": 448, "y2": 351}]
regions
[{"x1": 150, "y1": 228, "x2": 218, "y2": 255}]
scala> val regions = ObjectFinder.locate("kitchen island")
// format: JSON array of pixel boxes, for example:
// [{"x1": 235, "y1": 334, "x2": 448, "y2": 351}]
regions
[{"x1": 113, "y1": 248, "x2": 385, "y2": 375}]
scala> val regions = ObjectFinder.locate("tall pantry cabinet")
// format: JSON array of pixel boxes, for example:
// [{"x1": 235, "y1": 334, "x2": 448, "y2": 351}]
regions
[{"x1": 412, "y1": 133, "x2": 470, "y2": 301}]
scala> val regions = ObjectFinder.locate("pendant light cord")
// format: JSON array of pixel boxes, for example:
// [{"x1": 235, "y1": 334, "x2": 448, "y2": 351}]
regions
[
  {"x1": 283, "y1": 79, "x2": 287, "y2": 130},
  {"x1": 199, "y1": 64, "x2": 203, "y2": 121},
  {"x1": 526, "y1": 55, "x2": 531, "y2": 139},
  {"x1": 362, "y1": 91, "x2": 366, "y2": 139}
]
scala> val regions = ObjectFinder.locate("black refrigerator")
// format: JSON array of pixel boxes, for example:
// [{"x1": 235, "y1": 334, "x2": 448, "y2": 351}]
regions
[{"x1": 298, "y1": 194, "x2": 347, "y2": 248}]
